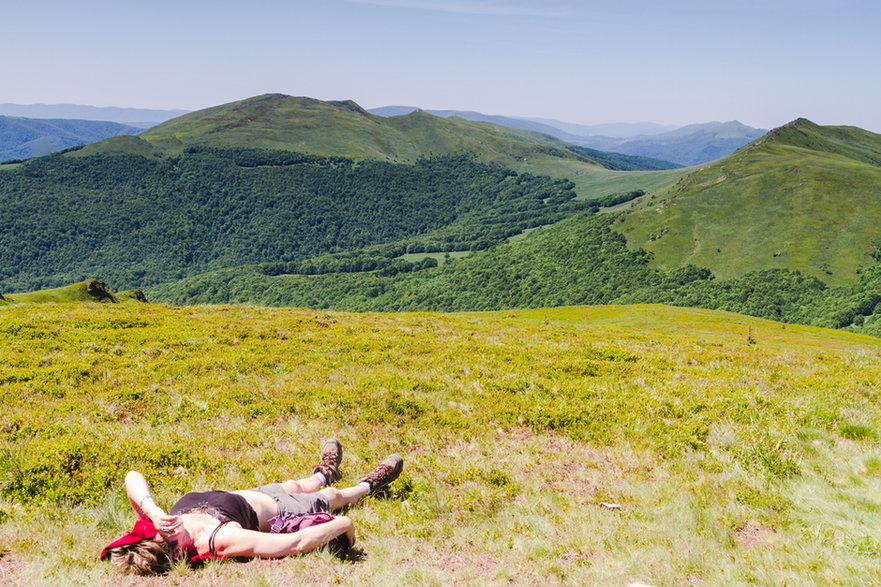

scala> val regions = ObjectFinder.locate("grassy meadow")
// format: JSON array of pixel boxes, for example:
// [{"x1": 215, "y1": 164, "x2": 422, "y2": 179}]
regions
[
  {"x1": 1, "y1": 302, "x2": 881, "y2": 585},
  {"x1": 508, "y1": 153, "x2": 691, "y2": 200}
]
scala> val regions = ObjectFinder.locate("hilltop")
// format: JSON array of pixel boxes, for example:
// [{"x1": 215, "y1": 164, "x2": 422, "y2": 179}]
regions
[
  {"x1": 0, "y1": 279, "x2": 146, "y2": 305},
  {"x1": 617, "y1": 118, "x2": 881, "y2": 285},
  {"x1": 133, "y1": 94, "x2": 684, "y2": 178}
]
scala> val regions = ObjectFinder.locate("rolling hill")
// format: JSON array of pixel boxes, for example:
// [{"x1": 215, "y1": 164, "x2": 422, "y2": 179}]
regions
[
  {"x1": 0, "y1": 279, "x2": 146, "y2": 305},
  {"x1": 0, "y1": 94, "x2": 692, "y2": 294},
  {"x1": 137, "y1": 94, "x2": 590, "y2": 166},
  {"x1": 617, "y1": 118, "x2": 881, "y2": 286},
  {"x1": 136, "y1": 94, "x2": 681, "y2": 176}
]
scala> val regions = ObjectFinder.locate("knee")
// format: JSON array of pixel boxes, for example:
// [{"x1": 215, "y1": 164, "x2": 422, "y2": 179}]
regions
[
  {"x1": 281, "y1": 480, "x2": 304, "y2": 493},
  {"x1": 319, "y1": 487, "x2": 340, "y2": 500}
]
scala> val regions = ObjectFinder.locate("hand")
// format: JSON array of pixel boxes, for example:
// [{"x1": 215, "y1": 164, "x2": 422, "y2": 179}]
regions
[{"x1": 156, "y1": 514, "x2": 183, "y2": 539}]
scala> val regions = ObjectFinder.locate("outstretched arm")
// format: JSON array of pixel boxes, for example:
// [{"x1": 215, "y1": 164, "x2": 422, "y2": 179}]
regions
[
  {"x1": 125, "y1": 471, "x2": 165, "y2": 522},
  {"x1": 124, "y1": 471, "x2": 183, "y2": 537},
  {"x1": 214, "y1": 516, "x2": 355, "y2": 558}
]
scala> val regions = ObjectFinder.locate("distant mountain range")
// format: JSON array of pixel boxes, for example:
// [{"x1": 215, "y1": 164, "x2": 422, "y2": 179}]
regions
[
  {"x1": 0, "y1": 100, "x2": 763, "y2": 167},
  {"x1": 0, "y1": 103, "x2": 189, "y2": 127},
  {"x1": 369, "y1": 106, "x2": 765, "y2": 166},
  {"x1": 573, "y1": 121, "x2": 767, "y2": 166},
  {"x1": 0, "y1": 116, "x2": 142, "y2": 161},
  {"x1": 368, "y1": 106, "x2": 676, "y2": 138}
]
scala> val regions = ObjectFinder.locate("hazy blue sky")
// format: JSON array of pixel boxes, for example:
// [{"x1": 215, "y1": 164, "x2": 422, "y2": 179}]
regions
[{"x1": 5, "y1": 0, "x2": 880, "y2": 130}]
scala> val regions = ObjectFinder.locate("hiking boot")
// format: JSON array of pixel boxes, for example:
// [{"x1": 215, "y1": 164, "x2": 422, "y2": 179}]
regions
[
  {"x1": 358, "y1": 454, "x2": 403, "y2": 494},
  {"x1": 313, "y1": 438, "x2": 342, "y2": 484}
]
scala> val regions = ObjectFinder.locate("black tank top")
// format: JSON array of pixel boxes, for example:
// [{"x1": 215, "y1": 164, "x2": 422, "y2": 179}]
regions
[{"x1": 170, "y1": 490, "x2": 259, "y2": 530}]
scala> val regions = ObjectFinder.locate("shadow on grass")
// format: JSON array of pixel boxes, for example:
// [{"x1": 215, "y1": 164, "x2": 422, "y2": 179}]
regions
[{"x1": 337, "y1": 547, "x2": 367, "y2": 563}]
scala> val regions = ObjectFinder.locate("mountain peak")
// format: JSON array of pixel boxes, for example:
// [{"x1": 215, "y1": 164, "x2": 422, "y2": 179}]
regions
[{"x1": 757, "y1": 118, "x2": 881, "y2": 167}]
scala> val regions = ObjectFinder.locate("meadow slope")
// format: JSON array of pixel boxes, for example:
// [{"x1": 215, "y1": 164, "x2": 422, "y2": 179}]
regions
[
  {"x1": 618, "y1": 119, "x2": 881, "y2": 286},
  {"x1": 1, "y1": 302, "x2": 880, "y2": 584}
]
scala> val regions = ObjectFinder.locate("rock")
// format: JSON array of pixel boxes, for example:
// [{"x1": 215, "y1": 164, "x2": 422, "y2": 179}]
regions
[
  {"x1": 85, "y1": 279, "x2": 118, "y2": 302},
  {"x1": 122, "y1": 289, "x2": 149, "y2": 303}
]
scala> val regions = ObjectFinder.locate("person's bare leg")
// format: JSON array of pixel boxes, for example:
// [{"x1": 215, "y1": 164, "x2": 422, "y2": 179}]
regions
[
  {"x1": 280, "y1": 475, "x2": 324, "y2": 494},
  {"x1": 318, "y1": 485, "x2": 369, "y2": 511}
]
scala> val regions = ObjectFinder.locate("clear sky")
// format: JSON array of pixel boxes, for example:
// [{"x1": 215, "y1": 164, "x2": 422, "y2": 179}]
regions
[{"x1": 5, "y1": 0, "x2": 880, "y2": 131}]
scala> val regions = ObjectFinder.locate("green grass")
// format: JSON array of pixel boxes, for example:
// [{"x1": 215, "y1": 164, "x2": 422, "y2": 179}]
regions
[
  {"x1": 618, "y1": 119, "x2": 881, "y2": 285},
  {"x1": 397, "y1": 251, "x2": 472, "y2": 265},
  {"x1": 0, "y1": 280, "x2": 123, "y2": 304},
  {"x1": 2, "y1": 302, "x2": 881, "y2": 583},
  {"x1": 69, "y1": 135, "x2": 165, "y2": 160},
  {"x1": 508, "y1": 153, "x2": 692, "y2": 199}
]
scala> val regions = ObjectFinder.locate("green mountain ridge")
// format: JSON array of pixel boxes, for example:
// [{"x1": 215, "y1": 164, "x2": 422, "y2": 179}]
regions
[
  {"x1": 617, "y1": 118, "x2": 881, "y2": 285},
  {"x1": 137, "y1": 94, "x2": 596, "y2": 167},
  {"x1": 145, "y1": 210, "x2": 881, "y2": 337}
]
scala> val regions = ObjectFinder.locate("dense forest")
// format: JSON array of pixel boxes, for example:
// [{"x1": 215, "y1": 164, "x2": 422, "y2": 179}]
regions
[
  {"x1": 0, "y1": 149, "x2": 579, "y2": 291},
  {"x1": 149, "y1": 213, "x2": 881, "y2": 337}
]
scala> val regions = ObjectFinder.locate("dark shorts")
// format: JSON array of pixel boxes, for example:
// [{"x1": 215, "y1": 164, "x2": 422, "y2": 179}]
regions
[{"x1": 252, "y1": 483, "x2": 330, "y2": 516}]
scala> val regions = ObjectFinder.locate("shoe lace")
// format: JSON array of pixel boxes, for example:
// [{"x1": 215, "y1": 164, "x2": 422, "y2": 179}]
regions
[
  {"x1": 321, "y1": 451, "x2": 338, "y2": 467},
  {"x1": 366, "y1": 464, "x2": 392, "y2": 484}
]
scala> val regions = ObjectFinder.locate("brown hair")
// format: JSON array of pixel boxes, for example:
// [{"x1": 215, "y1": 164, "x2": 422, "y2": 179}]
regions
[{"x1": 108, "y1": 537, "x2": 173, "y2": 576}]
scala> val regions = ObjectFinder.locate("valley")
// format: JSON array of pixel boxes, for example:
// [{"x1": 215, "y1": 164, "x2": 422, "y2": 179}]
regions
[{"x1": 3, "y1": 95, "x2": 881, "y2": 338}]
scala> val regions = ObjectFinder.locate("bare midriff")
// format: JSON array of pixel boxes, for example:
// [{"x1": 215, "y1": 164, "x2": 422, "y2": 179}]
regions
[{"x1": 231, "y1": 489, "x2": 280, "y2": 531}]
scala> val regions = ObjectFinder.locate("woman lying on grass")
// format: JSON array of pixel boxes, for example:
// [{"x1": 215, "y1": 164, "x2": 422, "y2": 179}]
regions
[{"x1": 100, "y1": 439, "x2": 403, "y2": 576}]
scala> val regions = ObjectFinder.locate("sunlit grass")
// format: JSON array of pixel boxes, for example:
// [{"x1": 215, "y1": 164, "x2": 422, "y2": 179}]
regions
[{"x1": 1, "y1": 302, "x2": 880, "y2": 584}]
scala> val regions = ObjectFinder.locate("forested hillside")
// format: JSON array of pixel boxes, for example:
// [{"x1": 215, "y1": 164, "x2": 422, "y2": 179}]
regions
[
  {"x1": 0, "y1": 149, "x2": 579, "y2": 291},
  {"x1": 148, "y1": 213, "x2": 881, "y2": 337}
]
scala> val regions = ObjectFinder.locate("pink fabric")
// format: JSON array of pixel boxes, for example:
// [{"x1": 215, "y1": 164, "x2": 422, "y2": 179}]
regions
[
  {"x1": 268, "y1": 512, "x2": 335, "y2": 533},
  {"x1": 99, "y1": 518, "x2": 158, "y2": 560}
]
